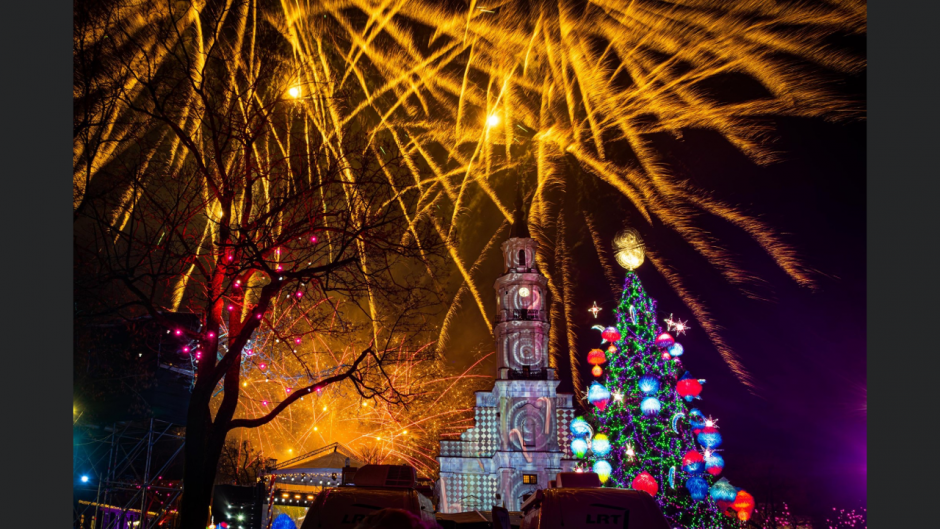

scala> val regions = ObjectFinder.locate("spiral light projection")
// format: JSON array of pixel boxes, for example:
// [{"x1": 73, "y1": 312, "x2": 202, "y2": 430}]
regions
[{"x1": 75, "y1": 0, "x2": 865, "y2": 444}]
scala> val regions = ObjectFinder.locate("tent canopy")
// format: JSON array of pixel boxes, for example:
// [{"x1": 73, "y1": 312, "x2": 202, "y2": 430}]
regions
[{"x1": 270, "y1": 445, "x2": 362, "y2": 474}]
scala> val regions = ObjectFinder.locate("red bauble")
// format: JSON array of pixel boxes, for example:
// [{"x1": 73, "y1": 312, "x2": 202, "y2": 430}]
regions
[
  {"x1": 631, "y1": 471, "x2": 658, "y2": 496},
  {"x1": 681, "y1": 450, "x2": 704, "y2": 468},
  {"x1": 676, "y1": 378, "x2": 703, "y2": 399},
  {"x1": 731, "y1": 490, "x2": 755, "y2": 521},
  {"x1": 601, "y1": 327, "x2": 622, "y2": 343},
  {"x1": 655, "y1": 332, "x2": 675, "y2": 348},
  {"x1": 592, "y1": 365, "x2": 603, "y2": 377},
  {"x1": 587, "y1": 348, "x2": 607, "y2": 366}
]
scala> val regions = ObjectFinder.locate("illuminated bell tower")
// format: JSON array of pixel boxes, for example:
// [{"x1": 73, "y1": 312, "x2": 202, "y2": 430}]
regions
[
  {"x1": 436, "y1": 191, "x2": 576, "y2": 514},
  {"x1": 493, "y1": 198, "x2": 552, "y2": 380}
]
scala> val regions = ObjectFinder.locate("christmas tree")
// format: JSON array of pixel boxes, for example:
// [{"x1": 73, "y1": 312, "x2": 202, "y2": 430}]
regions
[{"x1": 571, "y1": 230, "x2": 754, "y2": 528}]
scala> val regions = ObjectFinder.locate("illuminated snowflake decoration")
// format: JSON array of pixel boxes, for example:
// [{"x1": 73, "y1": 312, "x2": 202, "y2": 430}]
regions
[
  {"x1": 665, "y1": 314, "x2": 691, "y2": 336},
  {"x1": 589, "y1": 301, "x2": 602, "y2": 319}
]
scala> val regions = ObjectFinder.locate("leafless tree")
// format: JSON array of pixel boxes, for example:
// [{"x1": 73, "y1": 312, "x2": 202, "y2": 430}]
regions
[
  {"x1": 74, "y1": 1, "x2": 444, "y2": 527},
  {"x1": 216, "y1": 439, "x2": 265, "y2": 486}
]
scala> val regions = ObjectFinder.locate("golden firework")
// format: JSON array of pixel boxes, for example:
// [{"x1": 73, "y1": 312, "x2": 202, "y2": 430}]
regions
[{"x1": 74, "y1": 1, "x2": 865, "y2": 456}]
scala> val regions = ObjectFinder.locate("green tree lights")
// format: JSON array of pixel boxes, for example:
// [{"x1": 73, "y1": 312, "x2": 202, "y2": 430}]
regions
[{"x1": 581, "y1": 272, "x2": 750, "y2": 528}]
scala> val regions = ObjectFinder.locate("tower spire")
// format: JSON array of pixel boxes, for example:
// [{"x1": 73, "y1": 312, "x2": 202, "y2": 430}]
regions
[{"x1": 510, "y1": 185, "x2": 530, "y2": 239}]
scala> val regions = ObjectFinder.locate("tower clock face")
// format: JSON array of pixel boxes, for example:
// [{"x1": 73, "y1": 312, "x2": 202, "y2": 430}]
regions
[{"x1": 508, "y1": 285, "x2": 540, "y2": 310}]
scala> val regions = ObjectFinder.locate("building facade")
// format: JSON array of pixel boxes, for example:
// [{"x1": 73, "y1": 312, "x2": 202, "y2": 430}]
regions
[{"x1": 437, "y1": 207, "x2": 577, "y2": 513}]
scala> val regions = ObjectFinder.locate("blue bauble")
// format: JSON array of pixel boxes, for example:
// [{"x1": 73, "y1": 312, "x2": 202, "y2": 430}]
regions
[
  {"x1": 686, "y1": 476, "x2": 709, "y2": 501},
  {"x1": 591, "y1": 434, "x2": 611, "y2": 457},
  {"x1": 705, "y1": 453, "x2": 725, "y2": 476},
  {"x1": 592, "y1": 460, "x2": 613, "y2": 483},
  {"x1": 640, "y1": 396, "x2": 662, "y2": 416},
  {"x1": 570, "y1": 417, "x2": 592, "y2": 437},
  {"x1": 638, "y1": 376, "x2": 660, "y2": 395},
  {"x1": 570, "y1": 438, "x2": 588, "y2": 458},
  {"x1": 668, "y1": 343, "x2": 684, "y2": 357},
  {"x1": 697, "y1": 429, "x2": 723, "y2": 449},
  {"x1": 587, "y1": 382, "x2": 612, "y2": 411},
  {"x1": 689, "y1": 409, "x2": 706, "y2": 432},
  {"x1": 709, "y1": 477, "x2": 738, "y2": 502},
  {"x1": 682, "y1": 460, "x2": 705, "y2": 475}
]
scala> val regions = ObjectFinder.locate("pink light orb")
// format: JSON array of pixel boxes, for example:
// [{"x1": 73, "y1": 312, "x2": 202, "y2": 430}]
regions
[
  {"x1": 286, "y1": 388, "x2": 292, "y2": 394},
  {"x1": 227, "y1": 305, "x2": 234, "y2": 311},
  {"x1": 208, "y1": 332, "x2": 215, "y2": 339},
  {"x1": 296, "y1": 292, "x2": 303, "y2": 298},
  {"x1": 182, "y1": 346, "x2": 190, "y2": 353},
  {"x1": 174, "y1": 329, "x2": 182, "y2": 336},
  {"x1": 295, "y1": 338, "x2": 302, "y2": 344},
  {"x1": 259, "y1": 363, "x2": 267, "y2": 370},
  {"x1": 310, "y1": 236, "x2": 318, "y2": 243},
  {"x1": 262, "y1": 400, "x2": 269, "y2": 406}
]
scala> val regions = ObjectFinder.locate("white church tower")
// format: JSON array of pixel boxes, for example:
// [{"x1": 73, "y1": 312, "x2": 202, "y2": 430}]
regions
[{"x1": 437, "y1": 193, "x2": 577, "y2": 513}]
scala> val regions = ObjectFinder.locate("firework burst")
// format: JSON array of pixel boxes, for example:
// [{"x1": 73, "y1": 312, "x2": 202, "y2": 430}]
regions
[{"x1": 75, "y1": 0, "x2": 865, "y2": 444}]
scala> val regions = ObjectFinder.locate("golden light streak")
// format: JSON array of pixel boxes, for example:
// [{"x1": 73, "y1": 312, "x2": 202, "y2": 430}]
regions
[{"x1": 77, "y1": 0, "x2": 864, "y2": 462}]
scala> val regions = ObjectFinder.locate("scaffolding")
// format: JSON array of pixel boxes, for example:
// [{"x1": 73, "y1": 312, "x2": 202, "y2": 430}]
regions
[{"x1": 74, "y1": 418, "x2": 186, "y2": 529}]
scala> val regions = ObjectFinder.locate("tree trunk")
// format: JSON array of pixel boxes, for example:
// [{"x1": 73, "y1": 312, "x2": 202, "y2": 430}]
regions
[{"x1": 178, "y1": 387, "x2": 225, "y2": 529}]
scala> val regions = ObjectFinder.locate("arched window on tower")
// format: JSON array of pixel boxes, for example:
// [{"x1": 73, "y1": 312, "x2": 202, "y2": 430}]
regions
[{"x1": 518, "y1": 249, "x2": 526, "y2": 268}]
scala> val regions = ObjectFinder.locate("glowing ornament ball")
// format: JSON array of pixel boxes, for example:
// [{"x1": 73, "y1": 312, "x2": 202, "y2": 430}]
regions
[
  {"x1": 689, "y1": 409, "x2": 706, "y2": 433},
  {"x1": 588, "y1": 382, "x2": 611, "y2": 412},
  {"x1": 587, "y1": 349, "x2": 607, "y2": 365},
  {"x1": 591, "y1": 434, "x2": 611, "y2": 457},
  {"x1": 676, "y1": 378, "x2": 703, "y2": 401},
  {"x1": 571, "y1": 438, "x2": 589, "y2": 459},
  {"x1": 613, "y1": 228, "x2": 645, "y2": 270},
  {"x1": 655, "y1": 332, "x2": 675, "y2": 348},
  {"x1": 685, "y1": 476, "x2": 709, "y2": 502},
  {"x1": 592, "y1": 460, "x2": 613, "y2": 483},
  {"x1": 732, "y1": 490, "x2": 756, "y2": 521},
  {"x1": 681, "y1": 450, "x2": 705, "y2": 474},
  {"x1": 668, "y1": 343, "x2": 684, "y2": 357},
  {"x1": 710, "y1": 477, "x2": 738, "y2": 502},
  {"x1": 587, "y1": 348, "x2": 607, "y2": 377},
  {"x1": 705, "y1": 452, "x2": 725, "y2": 476},
  {"x1": 638, "y1": 375, "x2": 660, "y2": 395},
  {"x1": 601, "y1": 326, "x2": 621, "y2": 343},
  {"x1": 697, "y1": 427, "x2": 723, "y2": 449},
  {"x1": 640, "y1": 396, "x2": 662, "y2": 416},
  {"x1": 570, "y1": 417, "x2": 592, "y2": 437},
  {"x1": 631, "y1": 471, "x2": 658, "y2": 496}
]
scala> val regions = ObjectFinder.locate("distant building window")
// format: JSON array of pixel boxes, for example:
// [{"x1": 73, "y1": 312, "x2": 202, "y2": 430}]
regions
[
  {"x1": 518, "y1": 250, "x2": 526, "y2": 267},
  {"x1": 523, "y1": 474, "x2": 538, "y2": 484}
]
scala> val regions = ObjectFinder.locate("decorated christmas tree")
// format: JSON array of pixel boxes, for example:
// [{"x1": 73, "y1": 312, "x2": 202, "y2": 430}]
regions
[{"x1": 571, "y1": 229, "x2": 754, "y2": 528}]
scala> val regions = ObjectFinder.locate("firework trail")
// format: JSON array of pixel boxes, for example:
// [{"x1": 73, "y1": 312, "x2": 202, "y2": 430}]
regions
[{"x1": 76, "y1": 0, "x2": 865, "y2": 459}]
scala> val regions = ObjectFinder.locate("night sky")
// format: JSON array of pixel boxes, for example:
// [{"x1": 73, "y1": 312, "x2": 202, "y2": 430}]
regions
[{"x1": 444, "y1": 76, "x2": 865, "y2": 521}]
